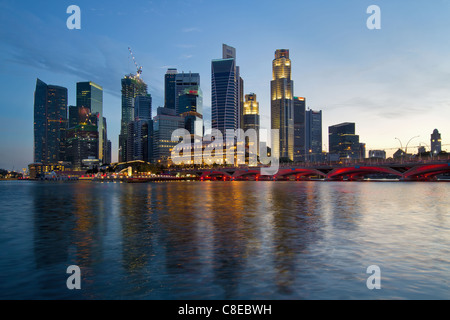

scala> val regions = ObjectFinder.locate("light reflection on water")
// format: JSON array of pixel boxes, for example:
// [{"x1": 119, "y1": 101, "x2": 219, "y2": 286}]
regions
[{"x1": 0, "y1": 181, "x2": 449, "y2": 299}]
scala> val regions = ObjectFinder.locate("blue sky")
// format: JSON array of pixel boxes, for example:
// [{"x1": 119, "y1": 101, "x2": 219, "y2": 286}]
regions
[{"x1": 1, "y1": 0, "x2": 450, "y2": 170}]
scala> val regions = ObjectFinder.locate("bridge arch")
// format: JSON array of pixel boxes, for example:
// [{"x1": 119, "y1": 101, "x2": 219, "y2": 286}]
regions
[{"x1": 327, "y1": 166, "x2": 402, "y2": 180}]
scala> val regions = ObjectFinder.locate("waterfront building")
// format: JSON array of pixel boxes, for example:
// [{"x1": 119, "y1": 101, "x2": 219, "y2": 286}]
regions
[
  {"x1": 152, "y1": 107, "x2": 184, "y2": 164},
  {"x1": 65, "y1": 123, "x2": 99, "y2": 170},
  {"x1": 328, "y1": 122, "x2": 363, "y2": 160},
  {"x1": 271, "y1": 49, "x2": 294, "y2": 161},
  {"x1": 33, "y1": 79, "x2": 68, "y2": 164}
]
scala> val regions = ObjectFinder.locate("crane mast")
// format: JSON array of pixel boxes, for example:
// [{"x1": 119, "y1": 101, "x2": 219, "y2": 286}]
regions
[{"x1": 128, "y1": 47, "x2": 143, "y2": 77}]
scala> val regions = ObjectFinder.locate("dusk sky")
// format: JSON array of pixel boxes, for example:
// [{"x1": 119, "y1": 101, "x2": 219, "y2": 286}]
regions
[{"x1": 1, "y1": 0, "x2": 450, "y2": 170}]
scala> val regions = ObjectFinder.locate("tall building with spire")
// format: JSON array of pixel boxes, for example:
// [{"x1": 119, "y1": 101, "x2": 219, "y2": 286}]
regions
[
  {"x1": 118, "y1": 74, "x2": 148, "y2": 162},
  {"x1": 271, "y1": 49, "x2": 294, "y2": 161},
  {"x1": 33, "y1": 79, "x2": 68, "y2": 164}
]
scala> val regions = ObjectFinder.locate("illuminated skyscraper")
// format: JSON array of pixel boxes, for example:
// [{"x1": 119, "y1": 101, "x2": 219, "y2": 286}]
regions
[
  {"x1": 33, "y1": 79, "x2": 68, "y2": 164},
  {"x1": 152, "y1": 107, "x2": 184, "y2": 164},
  {"x1": 271, "y1": 49, "x2": 294, "y2": 161},
  {"x1": 243, "y1": 93, "x2": 260, "y2": 132},
  {"x1": 119, "y1": 74, "x2": 148, "y2": 162},
  {"x1": 76, "y1": 81, "x2": 104, "y2": 162},
  {"x1": 243, "y1": 93, "x2": 260, "y2": 156}
]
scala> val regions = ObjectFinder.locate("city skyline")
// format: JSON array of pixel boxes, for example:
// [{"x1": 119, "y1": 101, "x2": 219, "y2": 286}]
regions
[{"x1": 1, "y1": 0, "x2": 450, "y2": 170}]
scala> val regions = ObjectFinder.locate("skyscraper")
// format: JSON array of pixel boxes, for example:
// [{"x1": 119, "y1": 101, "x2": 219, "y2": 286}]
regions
[
  {"x1": 211, "y1": 44, "x2": 241, "y2": 139},
  {"x1": 165, "y1": 68, "x2": 178, "y2": 111},
  {"x1": 34, "y1": 79, "x2": 68, "y2": 164},
  {"x1": 127, "y1": 120, "x2": 150, "y2": 162},
  {"x1": 271, "y1": 49, "x2": 294, "y2": 161},
  {"x1": 329, "y1": 122, "x2": 362, "y2": 160},
  {"x1": 76, "y1": 82, "x2": 104, "y2": 162},
  {"x1": 305, "y1": 109, "x2": 322, "y2": 162},
  {"x1": 243, "y1": 93, "x2": 260, "y2": 132},
  {"x1": 293, "y1": 97, "x2": 306, "y2": 162},
  {"x1": 134, "y1": 94, "x2": 152, "y2": 121},
  {"x1": 127, "y1": 94, "x2": 153, "y2": 162},
  {"x1": 65, "y1": 123, "x2": 99, "y2": 170},
  {"x1": 431, "y1": 129, "x2": 442, "y2": 155},
  {"x1": 119, "y1": 74, "x2": 148, "y2": 162},
  {"x1": 243, "y1": 93, "x2": 260, "y2": 157},
  {"x1": 174, "y1": 72, "x2": 200, "y2": 115},
  {"x1": 152, "y1": 107, "x2": 184, "y2": 164},
  {"x1": 178, "y1": 86, "x2": 204, "y2": 138}
]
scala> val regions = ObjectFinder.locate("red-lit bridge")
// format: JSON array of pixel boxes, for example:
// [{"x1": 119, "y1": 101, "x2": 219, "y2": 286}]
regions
[{"x1": 165, "y1": 160, "x2": 450, "y2": 182}]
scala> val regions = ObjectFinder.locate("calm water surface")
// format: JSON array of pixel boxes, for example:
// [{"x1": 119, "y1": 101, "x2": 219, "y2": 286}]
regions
[{"x1": 0, "y1": 180, "x2": 449, "y2": 300}]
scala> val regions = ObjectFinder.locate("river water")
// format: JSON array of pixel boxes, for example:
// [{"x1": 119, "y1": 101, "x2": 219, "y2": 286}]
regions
[{"x1": 0, "y1": 180, "x2": 449, "y2": 300}]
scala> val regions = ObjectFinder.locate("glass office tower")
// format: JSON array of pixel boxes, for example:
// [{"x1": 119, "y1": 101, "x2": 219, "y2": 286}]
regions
[
  {"x1": 119, "y1": 74, "x2": 148, "y2": 162},
  {"x1": 76, "y1": 81, "x2": 104, "y2": 162},
  {"x1": 165, "y1": 68, "x2": 178, "y2": 111},
  {"x1": 34, "y1": 78, "x2": 68, "y2": 164}
]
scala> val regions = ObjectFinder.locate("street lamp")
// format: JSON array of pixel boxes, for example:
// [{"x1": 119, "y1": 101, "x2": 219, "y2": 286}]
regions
[
  {"x1": 395, "y1": 137, "x2": 403, "y2": 151},
  {"x1": 405, "y1": 135, "x2": 420, "y2": 154}
]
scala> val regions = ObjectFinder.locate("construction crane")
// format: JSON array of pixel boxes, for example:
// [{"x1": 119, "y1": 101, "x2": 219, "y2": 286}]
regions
[{"x1": 128, "y1": 47, "x2": 143, "y2": 77}]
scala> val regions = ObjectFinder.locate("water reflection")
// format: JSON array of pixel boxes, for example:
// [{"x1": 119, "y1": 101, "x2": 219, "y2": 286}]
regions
[
  {"x1": 268, "y1": 182, "x2": 324, "y2": 296},
  {"x1": 0, "y1": 180, "x2": 446, "y2": 299}
]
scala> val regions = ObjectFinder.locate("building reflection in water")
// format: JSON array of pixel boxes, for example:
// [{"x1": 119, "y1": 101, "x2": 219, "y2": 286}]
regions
[{"x1": 269, "y1": 182, "x2": 324, "y2": 296}]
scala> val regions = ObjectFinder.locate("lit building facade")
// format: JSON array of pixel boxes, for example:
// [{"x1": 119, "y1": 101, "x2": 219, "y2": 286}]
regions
[
  {"x1": 243, "y1": 93, "x2": 260, "y2": 132},
  {"x1": 271, "y1": 49, "x2": 294, "y2": 161},
  {"x1": 76, "y1": 82, "x2": 104, "y2": 162},
  {"x1": 152, "y1": 107, "x2": 184, "y2": 164},
  {"x1": 243, "y1": 93, "x2": 260, "y2": 157},
  {"x1": 34, "y1": 79, "x2": 68, "y2": 164}
]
